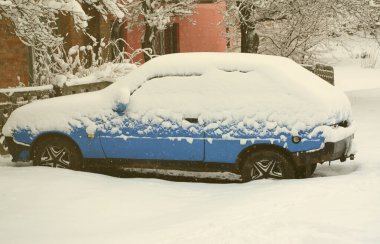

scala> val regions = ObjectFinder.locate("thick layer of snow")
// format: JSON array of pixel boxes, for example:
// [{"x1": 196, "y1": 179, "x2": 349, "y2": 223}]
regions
[
  {"x1": 53, "y1": 62, "x2": 137, "y2": 87},
  {"x1": 3, "y1": 53, "x2": 352, "y2": 141},
  {"x1": 2, "y1": 87, "x2": 130, "y2": 136},
  {"x1": 127, "y1": 67, "x2": 348, "y2": 125},
  {"x1": 0, "y1": 83, "x2": 379, "y2": 243}
]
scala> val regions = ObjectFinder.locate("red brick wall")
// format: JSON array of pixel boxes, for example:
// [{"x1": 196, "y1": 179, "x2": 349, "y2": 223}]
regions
[
  {"x1": 57, "y1": 15, "x2": 86, "y2": 49},
  {"x1": 178, "y1": 2, "x2": 226, "y2": 53},
  {"x1": 125, "y1": 2, "x2": 227, "y2": 63},
  {"x1": 124, "y1": 23, "x2": 145, "y2": 63},
  {"x1": 0, "y1": 2, "x2": 227, "y2": 87},
  {"x1": 0, "y1": 20, "x2": 30, "y2": 88}
]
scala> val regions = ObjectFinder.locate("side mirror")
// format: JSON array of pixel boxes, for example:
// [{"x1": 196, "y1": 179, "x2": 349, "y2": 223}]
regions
[
  {"x1": 112, "y1": 86, "x2": 130, "y2": 115},
  {"x1": 113, "y1": 102, "x2": 127, "y2": 115}
]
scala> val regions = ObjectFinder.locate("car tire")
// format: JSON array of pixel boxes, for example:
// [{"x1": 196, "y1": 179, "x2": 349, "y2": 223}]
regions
[
  {"x1": 296, "y1": 163, "x2": 317, "y2": 178},
  {"x1": 310, "y1": 163, "x2": 317, "y2": 176},
  {"x1": 241, "y1": 150, "x2": 295, "y2": 182},
  {"x1": 33, "y1": 136, "x2": 82, "y2": 170}
]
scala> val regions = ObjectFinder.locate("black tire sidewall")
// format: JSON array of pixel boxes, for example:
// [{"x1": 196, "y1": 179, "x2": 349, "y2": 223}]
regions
[
  {"x1": 241, "y1": 150, "x2": 295, "y2": 182},
  {"x1": 310, "y1": 163, "x2": 317, "y2": 175},
  {"x1": 33, "y1": 137, "x2": 82, "y2": 170},
  {"x1": 296, "y1": 163, "x2": 318, "y2": 179}
]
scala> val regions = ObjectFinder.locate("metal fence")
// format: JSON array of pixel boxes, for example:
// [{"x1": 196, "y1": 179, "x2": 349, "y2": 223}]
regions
[{"x1": 302, "y1": 64, "x2": 334, "y2": 85}]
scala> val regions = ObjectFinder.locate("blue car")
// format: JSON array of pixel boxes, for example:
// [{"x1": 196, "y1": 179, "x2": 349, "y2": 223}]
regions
[{"x1": 3, "y1": 53, "x2": 356, "y2": 182}]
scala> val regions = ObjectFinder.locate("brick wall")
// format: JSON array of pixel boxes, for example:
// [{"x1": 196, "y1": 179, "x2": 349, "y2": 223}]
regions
[
  {"x1": 57, "y1": 14, "x2": 86, "y2": 49},
  {"x1": 178, "y1": 2, "x2": 227, "y2": 53},
  {"x1": 0, "y1": 3, "x2": 227, "y2": 87},
  {"x1": 124, "y1": 2, "x2": 227, "y2": 63},
  {"x1": 0, "y1": 20, "x2": 30, "y2": 88}
]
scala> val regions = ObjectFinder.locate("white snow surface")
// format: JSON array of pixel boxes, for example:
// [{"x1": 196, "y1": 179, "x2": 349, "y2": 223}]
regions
[
  {"x1": 2, "y1": 53, "x2": 352, "y2": 139},
  {"x1": 0, "y1": 79, "x2": 379, "y2": 243},
  {"x1": 2, "y1": 87, "x2": 130, "y2": 136},
  {"x1": 53, "y1": 62, "x2": 137, "y2": 87}
]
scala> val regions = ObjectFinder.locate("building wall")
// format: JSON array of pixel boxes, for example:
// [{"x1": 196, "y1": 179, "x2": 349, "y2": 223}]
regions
[
  {"x1": 57, "y1": 14, "x2": 86, "y2": 49},
  {"x1": 125, "y1": 2, "x2": 227, "y2": 63},
  {"x1": 124, "y1": 22, "x2": 145, "y2": 63},
  {"x1": 0, "y1": 20, "x2": 30, "y2": 88},
  {"x1": 178, "y1": 2, "x2": 226, "y2": 53},
  {"x1": 0, "y1": 2, "x2": 227, "y2": 87}
]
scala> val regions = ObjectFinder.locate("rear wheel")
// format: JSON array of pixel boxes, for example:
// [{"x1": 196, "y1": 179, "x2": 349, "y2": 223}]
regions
[
  {"x1": 33, "y1": 137, "x2": 82, "y2": 170},
  {"x1": 241, "y1": 150, "x2": 295, "y2": 182}
]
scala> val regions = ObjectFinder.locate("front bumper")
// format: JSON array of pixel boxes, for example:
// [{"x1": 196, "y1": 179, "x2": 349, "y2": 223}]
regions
[
  {"x1": 4, "y1": 137, "x2": 30, "y2": 162},
  {"x1": 292, "y1": 135, "x2": 355, "y2": 167}
]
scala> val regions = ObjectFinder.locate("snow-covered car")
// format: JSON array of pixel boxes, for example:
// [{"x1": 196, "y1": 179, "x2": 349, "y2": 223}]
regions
[{"x1": 3, "y1": 53, "x2": 356, "y2": 182}]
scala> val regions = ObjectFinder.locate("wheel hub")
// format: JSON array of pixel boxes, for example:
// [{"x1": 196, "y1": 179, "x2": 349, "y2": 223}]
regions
[
  {"x1": 39, "y1": 145, "x2": 71, "y2": 168},
  {"x1": 250, "y1": 159, "x2": 283, "y2": 180}
]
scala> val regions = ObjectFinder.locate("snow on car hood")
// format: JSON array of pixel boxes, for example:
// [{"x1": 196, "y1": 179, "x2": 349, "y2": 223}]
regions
[
  {"x1": 2, "y1": 86, "x2": 130, "y2": 136},
  {"x1": 3, "y1": 53, "x2": 353, "y2": 141}
]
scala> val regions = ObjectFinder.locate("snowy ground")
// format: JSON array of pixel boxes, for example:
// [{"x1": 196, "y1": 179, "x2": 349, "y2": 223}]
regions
[{"x1": 1, "y1": 66, "x2": 380, "y2": 243}]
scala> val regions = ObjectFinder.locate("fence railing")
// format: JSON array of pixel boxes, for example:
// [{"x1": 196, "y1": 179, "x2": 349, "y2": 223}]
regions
[{"x1": 302, "y1": 64, "x2": 334, "y2": 85}]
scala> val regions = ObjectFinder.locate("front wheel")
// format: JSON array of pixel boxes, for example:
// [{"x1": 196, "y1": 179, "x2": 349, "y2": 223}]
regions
[
  {"x1": 33, "y1": 137, "x2": 82, "y2": 170},
  {"x1": 241, "y1": 150, "x2": 295, "y2": 182}
]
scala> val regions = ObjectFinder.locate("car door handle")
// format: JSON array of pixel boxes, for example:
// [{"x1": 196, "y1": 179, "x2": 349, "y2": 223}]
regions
[{"x1": 185, "y1": 118, "x2": 198, "y2": 123}]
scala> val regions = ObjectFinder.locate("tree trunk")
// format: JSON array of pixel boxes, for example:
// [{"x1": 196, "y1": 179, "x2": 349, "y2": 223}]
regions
[
  {"x1": 142, "y1": 23, "x2": 155, "y2": 62},
  {"x1": 238, "y1": 2, "x2": 260, "y2": 53},
  {"x1": 241, "y1": 23, "x2": 260, "y2": 53},
  {"x1": 141, "y1": 1, "x2": 157, "y2": 62}
]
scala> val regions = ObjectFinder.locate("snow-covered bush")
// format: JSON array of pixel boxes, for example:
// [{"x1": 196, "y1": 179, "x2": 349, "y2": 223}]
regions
[
  {"x1": 49, "y1": 38, "x2": 154, "y2": 87},
  {"x1": 32, "y1": 38, "x2": 149, "y2": 85},
  {"x1": 225, "y1": 0, "x2": 380, "y2": 64},
  {"x1": 0, "y1": 0, "x2": 135, "y2": 85},
  {"x1": 0, "y1": 0, "x2": 198, "y2": 83},
  {"x1": 55, "y1": 39, "x2": 145, "y2": 77},
  {"x1": 0, "y1": 0, "x2": 130, "y2": 48},
  {"x1": 52, "y1": 62, "x2": 137, "y2": 88}
]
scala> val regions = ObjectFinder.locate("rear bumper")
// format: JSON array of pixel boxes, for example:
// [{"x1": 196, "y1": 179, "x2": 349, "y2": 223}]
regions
[
  {"x1": 292, "y1": 135, "x2": 355, "y2": 167},
  {"x1": 5, "y1": 137, "x2": 30, "y2": 162}
]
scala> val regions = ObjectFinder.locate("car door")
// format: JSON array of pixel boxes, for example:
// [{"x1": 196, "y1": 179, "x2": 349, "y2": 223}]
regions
[
  {"x1": 99, "y1": 116, "x2": 204, "y2": 161},
  {"x1": 99, "y1": 77, "x2": 205, "y2": 162}
]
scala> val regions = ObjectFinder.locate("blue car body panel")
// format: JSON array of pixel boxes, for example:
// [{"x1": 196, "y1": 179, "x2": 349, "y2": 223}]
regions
[
  {"x1": 10, "y1": 116, "x2": 325, "y2": 164},
  {"x1": 13, "y1": 128, "x2": 106, "y2": 159},
  {"x1": 204, "y1": 138, "x2": 323, "y2": 163},
  {"x1": 204, "y1": 130, "x2": 324, "y2": 163},
  {"x1": 99, "y1": 118, "x2": 205, "y2": 161},
  {"x1": 100, "y1": 137, "x2": 205, "y2": 161}
]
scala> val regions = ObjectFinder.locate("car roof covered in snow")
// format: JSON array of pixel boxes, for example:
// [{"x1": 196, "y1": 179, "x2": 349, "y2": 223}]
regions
[
  {"x1": 112, "y1": 53, "x2": 352, "y2": 135},
  {"x1": 113, "y1": 52, "x2": 325, "y2": 93}
]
